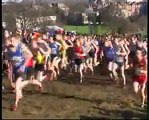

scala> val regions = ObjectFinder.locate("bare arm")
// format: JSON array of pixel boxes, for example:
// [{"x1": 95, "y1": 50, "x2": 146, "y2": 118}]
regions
[
  {"x1": 55, "y1": 41, "x2": 62, "y2": 51},
  {"x1": 86, "y1": 47, "x2": 91, "y2": 53},
  {"x1": 124, "y1": 44, "x2": 130, "y2": 55},
  {"x1": 39, "y1": 40, "x2": 51, "y2": 54},
  {"x1": 92, "y1": 42, "x2": 99, "y2": 53},
  {"x1": 141, "y1": 59, "x2": 147, "y2": 74},
  {"x1": 21, "y1": 43, "x2": 33, "y2": 66},
  {"x1": 38, "y1": 47, "x2": 48, "y2": 55}
]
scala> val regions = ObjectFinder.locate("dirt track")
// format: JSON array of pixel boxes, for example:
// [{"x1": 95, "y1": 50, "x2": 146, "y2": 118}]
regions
[{"x1": 2, "y1": 67, "x2": 147, "y2": 119}]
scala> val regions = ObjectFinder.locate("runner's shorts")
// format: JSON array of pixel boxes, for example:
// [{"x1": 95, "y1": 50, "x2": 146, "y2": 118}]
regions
[{"x1": 35, "y1": 63, "x2": 44, "y2": 71}]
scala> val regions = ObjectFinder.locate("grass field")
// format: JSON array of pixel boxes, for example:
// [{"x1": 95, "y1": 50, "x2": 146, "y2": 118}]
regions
[
  {"x1": 63, "y1": 25, "x2": 110, "y2": 35},
  {"x1": 63, "y1": 25, "x2": 147, "y2": 36}
]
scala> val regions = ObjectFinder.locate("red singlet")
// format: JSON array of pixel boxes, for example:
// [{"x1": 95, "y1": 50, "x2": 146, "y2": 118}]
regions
[
  {"x1": 27, "y1": 58, "x2": 34, "y2": 67},
  {"x1": 75, "y1": 46, "x2": 84, "y2": 59},
  {"x1": 133, "y1": 57, "x2": 147, "y2": 85}
]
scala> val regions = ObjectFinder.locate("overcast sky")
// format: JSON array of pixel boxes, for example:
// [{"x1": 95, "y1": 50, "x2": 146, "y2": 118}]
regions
[
  {"x1": 2, "y1": 0, "x2": 23, "y2": 2},
  {"x1": 2, "y1": 0, "x2": 9, "y2": 2},
  {"x1": 2, "y1": 0, "x2": 145, "y2": 3}
]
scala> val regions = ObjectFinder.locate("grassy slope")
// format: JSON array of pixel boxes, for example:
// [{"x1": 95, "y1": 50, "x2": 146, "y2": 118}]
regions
[
  {"x1": 63, "y1": 25, "x2": 110, "y2": 35},
  {"x1": 63, "y1": 25, "x2": 147, "y2": 36}
]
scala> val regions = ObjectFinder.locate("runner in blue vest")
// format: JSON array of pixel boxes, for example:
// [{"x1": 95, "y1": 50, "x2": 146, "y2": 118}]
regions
[
  {"x1": 103, "y1": 39, "x2": 116, "y2": 81},
  {"x1": 6, "y1": 35, "x2": 32, "y2": 111},
  {"x1": 47, "y1": 36, "x2": 61, "y2": 80}
]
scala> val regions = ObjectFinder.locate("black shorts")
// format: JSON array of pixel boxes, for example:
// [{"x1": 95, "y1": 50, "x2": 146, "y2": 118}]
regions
[
  {"x1": 51, "y1": 54, "x2": 58, "y2": 62},
  {"x1": 106, "y1": 58, "x2": 114, "y2": 63},
  {"x1": 26, "y1": 66, "x2": 34, "y2": 79},
  {"x1": 129, "y1": 51, "x2": 135, "y2": 59},
  {"x1": 13, "y1": 72, "x2": 26, "y2": 82},
  {"x1": 75, "y1": 59, "x2": 84, "y2": 66},
  {"x1": 35, "y1": 64, "x2": 44, "y2": 71},
  {"x1": 48, "y1": 54, "x2": 60, "y2": 62},
  {"x1": 84, "y1": 56, "x2": 89, "y2": 61},
  {"x1": 3, "y1": 63, "x2": 8, "y2": 71},
  {"x1": 115, "y1": 61, "x2": 124, "y2": 68},
  {"x1": 89, "y1": 51, "x2": 95, "y2": 58}
]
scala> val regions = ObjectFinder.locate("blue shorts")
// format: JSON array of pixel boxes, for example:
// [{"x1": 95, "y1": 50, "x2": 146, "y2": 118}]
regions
[{"x1": 13, "y1": 66, "x2": 27, "y2": 82}]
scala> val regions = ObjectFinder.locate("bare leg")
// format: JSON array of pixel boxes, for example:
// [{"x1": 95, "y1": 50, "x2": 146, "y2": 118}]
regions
[
  {"x1": 141, "y1": 83, "x2": 146, "y2": 108},
  {"x1": 54, "y1": 57, "x2": 61, "y2": 75},
  {"x1": 75, "y1": 64, "x2": 78, "y2": 73},
  {"x1": 112, "y1": 63, "x2": 119, "y2": 83},
  {"x1": 108, "y1": 62, "x2": 114, "y2": 80},
  {"x1": 8, "y1": 65, "x2": 16, "y2": 88},
  {"x1": 121, "y1": 65, "x2": 126, "y2": 86},
  {"x1": 61, "y1": 53, "x2": 65, "y2": 69},
  {"x1": 124, "y1": 55, "x2": 130, "y2": 70},
  {"x1": 12, "y1": 77, "x2": 23, "y2": 111},
  {"x1": 87, "y1": 63, "x2": 94, "y2": 75},
  {"x1": 29, "y1": 76, "x2": 42, "y2": 88},
  {"x1": 79, "y1": 64, "x2": 84, "y2": 83},
  {"x1": 133, "y1": 81, "x2": 140, "y2": 94},
  {"x1": 37, "y1": 71, "x2": 47, "y2": 82},
  {"x1": 50, "y1": 58, "x2": 60, "y2": 80},
  {"x1": 94, "y1": 54, "x2": 99, "y2": 66},
  {"x1": 48, "y1": 65, "x2": 57, "y2": 80}
]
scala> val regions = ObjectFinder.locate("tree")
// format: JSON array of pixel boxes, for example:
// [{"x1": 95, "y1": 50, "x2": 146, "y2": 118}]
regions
[
  {"x1": 65, "y1": 1, "x2": 86, "y2": 13},
  {"x1": 135, "y1": 16, "x2": 147, "y2": 30},
  {"x1": 2, "y1": 2, "x2": 17, "y2": 31}
]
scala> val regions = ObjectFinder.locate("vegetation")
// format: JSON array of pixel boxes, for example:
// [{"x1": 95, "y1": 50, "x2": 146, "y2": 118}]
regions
[
  {"x1": 63, "y1": 25, "x2": 147, "y2": 36},
  {"x1": 63, "y1": 25, "x2": 110, "y2": 35},
  {"x1": 2, "y1": 1, "x2": 147, "y2": 36}
]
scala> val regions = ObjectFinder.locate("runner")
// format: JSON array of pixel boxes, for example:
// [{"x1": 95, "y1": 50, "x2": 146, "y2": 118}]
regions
[
  {"x1": 103, "y1": 38, "x2": 115, "y2": 81},
  {"x1": 113, "y1": 38, "x2": 127, "y2": 87},
  {"x1": 131, "y1": 50, "x2": 147, "y2": 108},
  {"x1": 56, "y1": 34, "x2": 73, "y2": 69},
  {"x1": 74, "y1": 37, "x2": 86, "y2": 83},
  {"x1": 84, "y1": 36, "x2": 94, "y2": 75},
  {"x1": 123, "y1": 37, "x2": 130, "y2": 70},
  {"x1": 31, "y1": 37, "x2": 48, "y2": 83},
  {"x1": 47, "y1": 36, "x2": 62, "y2": 80},
  {"x1": 5, "y1": 35, "x2": 41, "y2": 111},
  {"x1": 2, "y1": 29, "x2": 148, "y2": 112}
]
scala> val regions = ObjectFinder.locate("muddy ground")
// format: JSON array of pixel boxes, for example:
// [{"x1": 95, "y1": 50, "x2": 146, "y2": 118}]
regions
[{"x1": 2, "y1": 66, "x2": 147, "y2": 119}]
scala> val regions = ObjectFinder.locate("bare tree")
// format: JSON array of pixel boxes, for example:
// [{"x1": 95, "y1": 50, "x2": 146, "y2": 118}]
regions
[{"x1": 64, "y1": 1, "x2": 86, "y2": 13}]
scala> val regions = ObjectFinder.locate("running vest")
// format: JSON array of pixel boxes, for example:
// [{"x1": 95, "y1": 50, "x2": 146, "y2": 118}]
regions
[
  {"x1": 104, "y1": 47, "x2": 115, "y2": 61},
  {"x1": 75, "y1": 46, "x2": 84, "y2": 59},
  {"x1": 82, "y1": 43, "x2": 88, "y2": 56},
  {"x1": 27, "y1": 58, "x2": 34, "y2": 67},
  {"x1": 9, "y1": 44, "x2": 25, "y2": 72},
  {"x1": 59, "y1": 40, "x2": 66, "y2": 52},
  {"x1": 36, "y1": 52, "x2": 45, "y2": 64},
  {"x1": 115, "y1": 46, "x2": 124, "y2": 63},
  {"x1": 134, "y1": 57, "x2": 146, "y2": 76},
  {"x1": 49, "y1": 42, "x2": 59, "y2": 55}
]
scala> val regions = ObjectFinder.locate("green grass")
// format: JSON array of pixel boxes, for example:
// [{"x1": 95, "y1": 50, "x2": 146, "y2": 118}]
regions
[
  {"x1": 63, "y1": 25, "x2": 110, "y2": 35},
  {"x1": 63, "y1": 25, "x2": 147, "y2": 36},
  {"x1": 141, "y1": 29, "x2": 147, "y2": 37}
]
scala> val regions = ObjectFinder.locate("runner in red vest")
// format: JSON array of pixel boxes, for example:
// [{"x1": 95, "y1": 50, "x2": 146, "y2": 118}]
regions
[{"x1": 132, "y1": 50, "x2": 147, "y2": 108}]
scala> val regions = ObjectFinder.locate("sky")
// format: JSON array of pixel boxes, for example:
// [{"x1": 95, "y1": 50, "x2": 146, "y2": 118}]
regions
[
  {"x1": 2, "y1": 0, "x2": 23, "y2": 2},
  {"x1": 2, "y1": 0, "x2": 145, "y2": 3},
  {"x1": 2, "y1": 0, "x2": 9, "y2": 2}
]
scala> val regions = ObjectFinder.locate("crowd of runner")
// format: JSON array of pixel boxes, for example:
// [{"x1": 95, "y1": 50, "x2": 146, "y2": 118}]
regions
[{"x1": 2, "y1": 29, "x2": 147, "y2": 111}]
